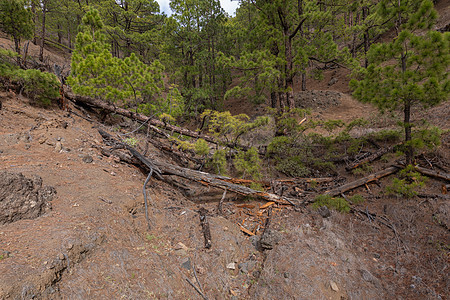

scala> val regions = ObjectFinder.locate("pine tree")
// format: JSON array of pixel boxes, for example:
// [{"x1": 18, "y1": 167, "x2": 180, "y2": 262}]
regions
[
  {"x1": 351, "y1": 0, "x2": 449, "y2": 165},
  {"x1": 0, "y1": 0, "x2": 33, "y2": 63},
  {"x1": 68, "y1": 9, "x2": 167, "y2": 113},
  {"x1": 227, "y1": 0, "x2": 352, "y2": 110}
]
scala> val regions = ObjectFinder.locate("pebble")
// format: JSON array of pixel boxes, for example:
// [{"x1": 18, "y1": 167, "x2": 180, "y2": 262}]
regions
[
  {"x1": 55, "y1": 142, "x2": 62, "y2": 152},
  {"x1": 330, "y1": 280, "x2": 339, "y2": 292},
  {"x1": 181, "y1": 259, "x2": 191, "y2": 270},
  {"x1": 226, "y1": 262, "x2": 236, "y2": 270},
  {"x1": 82, "y1": 155, "x2": 93, "y2": 163}
]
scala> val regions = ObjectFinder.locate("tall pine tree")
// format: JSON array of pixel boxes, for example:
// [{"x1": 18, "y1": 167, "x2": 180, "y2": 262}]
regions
[{"x1": 351, "y1": 0, "x2": 449, "y2": 164}]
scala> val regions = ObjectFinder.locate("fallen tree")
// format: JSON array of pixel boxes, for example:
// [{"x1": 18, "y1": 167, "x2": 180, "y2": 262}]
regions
[
  {"x1": 98, "y1": 129, "x2": 300, "y2": 206},
  {"x1": 415, "y1": 166, "x2": 450, "y2": 182},
  {"x1": 65, "y1": 90, "x2": 261, "y2": 154},
  {"x1": 346, "y1": 146, "x2": 394, "y2": 171},
  {"x1": 325, "y1": 166, "x2": 400, "y2": 197}
]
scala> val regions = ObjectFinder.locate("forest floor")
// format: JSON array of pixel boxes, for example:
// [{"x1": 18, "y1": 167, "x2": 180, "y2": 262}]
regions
[{"x1": 0, "y1": 10, "x2": 449, "y2": 300}]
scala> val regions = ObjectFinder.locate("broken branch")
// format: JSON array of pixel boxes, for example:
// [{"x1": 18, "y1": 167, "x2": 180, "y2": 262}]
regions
[{"x1": 325, "y1": 166, "x2": 399, "y2": 197}]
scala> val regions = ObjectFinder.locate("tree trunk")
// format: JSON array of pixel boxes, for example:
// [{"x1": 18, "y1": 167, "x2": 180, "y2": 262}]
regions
[
  {"x1": 270, "y1": 92, "x2": 278, "y2": 109},
  {"x1": 13, "y1": 37, "x2": 21, "y2": 65},
  {"x1": 301, "y1": 73, "x2": 306, "y2": 91},
  {"x1": 401, "y1": 52, "x2": 412, "y2": 165},
  {"x1": 362, "y1": 6, "x2": 369, "y2": 68},
  {"x1": 39, "y1": 0, "x2": 47, "y2": 62},
  {"x1": 31, "y1": 0, "x2": 37, "y2": 44},
  {"x1": 404, "y1": 99, "x2": 413, "y2": 165},
  {"x1": 64, "y1": 91, "x2": 265, "y2": 154}
]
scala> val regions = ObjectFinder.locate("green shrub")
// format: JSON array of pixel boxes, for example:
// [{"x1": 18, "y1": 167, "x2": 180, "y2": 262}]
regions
[
  {"x1": 275, "y1": 156, "x2": 310, "y2": 177},
  {"x1": 369, "y1": 129, "x2": 402, "y2": 143},
  {"x1": 124, "y1": 137, "x2": 138, "y2": 147},
  {"x1": 312, "y1": 194, "x2": 350, "y2": 213},
  {"x1": 349, "y1": 194, "x2": 365, "y2": 204},
  {"x1": 194, "y1": 139, "x2": 209, "y2": 156},
  {"x1": 352, "y1": 163, "x2": 373, "y2": 176},
  {"x1": 234, "y1": 147, "x2": 262, "y2": 180},
  {"x1": 386, "y1": 165, "x2": 426, "y2": 198},
  {"x1": 208, "y1": 149, "x2": 227, "y2": 175},
  {"x1": 11, "y1": 69, "x2": 59, "y2": 106}
]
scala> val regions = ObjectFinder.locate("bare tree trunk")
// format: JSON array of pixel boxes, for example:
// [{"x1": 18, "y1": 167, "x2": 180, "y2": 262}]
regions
[
  {"x1": 31, "y1": 0, "x2": 37, "y2": 44},
  {"x1": 39, "y1": 0, "x2": 47, "y2": 62},
  {"x1": 301, "y1": 73, "x2": 306, "y2": 91},
  {"x1": 404, "y1": 99, "x2": 412, "y2": 165}
]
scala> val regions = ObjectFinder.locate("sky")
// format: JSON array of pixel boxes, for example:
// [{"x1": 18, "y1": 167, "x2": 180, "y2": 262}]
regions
[{"x1": 156, "y1": 0, "x2": 240, "y2": 16}]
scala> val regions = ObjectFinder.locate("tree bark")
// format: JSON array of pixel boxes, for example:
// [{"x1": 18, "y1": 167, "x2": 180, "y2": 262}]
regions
[
  {"x1": 346, "y1": 146, "x2": 394, "y2": 171},
  {"x1": 65, "y1": 90, "x2": 263, "y2": 154},
  {"x1": 98, "y1": 129, "x2": 299, "y2": 206},
  {"x1": 325, "y1": 166, "x2": 399, "y2": 197},
  {"x1": 39, "y1": 0, "x2": 47, "y2": 62},
  {"x1": 415, "y1": 166, "x2": 450, "y2": 182}
]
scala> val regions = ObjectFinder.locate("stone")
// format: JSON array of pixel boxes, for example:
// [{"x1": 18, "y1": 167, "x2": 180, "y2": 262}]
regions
[
  {"x1": 226, "y1": 262, "x2": 236, "y2": 270},
  {"x1": 330, "y1": 280, "x2": 339, "y2": 292},
  {"x1": 318, "y1": 206, "x2": 331, "y2": 218},
  {"x1": 181, "y1": 258, "x2": 191, "y2": 270},
  {"x1": 328, "y1": 77, "x2": 338, "y2": 86},
  {"x1": 259, "y1": 229, "x2": 281, "y2": 250},
  {"x1": 82, "y1": 155, "x2": 93, "y2": 163},
  {"x1": 0, "y1": 171, "x2": 56, "y2": 225},
  {"x1": 55, "y1": 142, "x2": 62, "y2": 152}
]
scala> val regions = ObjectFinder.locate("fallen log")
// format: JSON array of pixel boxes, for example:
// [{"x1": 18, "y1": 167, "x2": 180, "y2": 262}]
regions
[
  {"x1": 98, "y1": 129, "x2": 299, "y2": 206},
  {"x1": 325, "y1": 166, "x2": 399, "y2": 197},
  {"x1": 346, "y1": 146, "x2": 393, "y2": 171},
  {"x1": 415, "y1": 166, "x2": 450, "y2": 182},
  {"x1": 65, "y1": 90, "x2": 260, "y2": 153}
]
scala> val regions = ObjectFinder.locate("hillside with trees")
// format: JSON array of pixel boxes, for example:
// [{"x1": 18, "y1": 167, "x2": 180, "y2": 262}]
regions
[{"x1": 0, "y1": 0, "x2": 449, "y2": 298}]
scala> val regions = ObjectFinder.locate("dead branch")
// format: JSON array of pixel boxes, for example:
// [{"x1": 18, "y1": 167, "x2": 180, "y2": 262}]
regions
[
  {"x1": 143, "y1": 169, "x2": 153, "y2": 230},
  {"x1": 346, "y1": 146, "x2": 393, "y2": 171},
  {"x1": 98, "y1": 129, "x2": 299, "y2": 206},
  {"x1": 218, "y1": 188, "x2": 227, "y2": 215},
  {"x1": 65, "y1": 90, "x2": 261, "y2": 153},
  {"x1": 186, "y1": 277, "x2": 208, "y2": 300},
  {"x1": 198, "y1": 208, "x2": 212, "y2": 249},
  {"x1": 325, "y1": 166, "x2": 399, "y2": 197},
  {"x1": 415, "y1": 166, "x2": 450, "y2": 182}
]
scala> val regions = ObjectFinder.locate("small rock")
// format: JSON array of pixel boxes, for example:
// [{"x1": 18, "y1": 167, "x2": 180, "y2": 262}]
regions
[
  {"x1": 360, "y1": 269, "x2": 374, "y2": 282},
  {"x1": 58, "y1": 253, "x2": 65, "y2": 260},
  {"x1": 24, "y1": 144, "x2": 31, "y2": 150},
  {"x1": 250, "y1": 235, "x2": 260, "y2": 248},
  {"x1": 328, "y1": 77, "x2": 338, "y2": 86},
  {"x1": 259, "y1": 229, "x2": 281, "y2": 250},
  {"x1": 226, "y1": 262, "x2": 236, "y2": 270},
  {"x1": 82, "y1": 155, "x2": 93, "y2": 163},
  {"x1": 330, "y1": 280, "x2": 339, "y2": 292},
  {"x1": 318, "y1": 206, "x2": 331, "y2": 218},
  {"x1": 0, "y1": 150, "x2": 3, "y2": 154},
  {"x1": 67, "y1": 243, "x2": 73, "y2": 250},
  {"x1": 174, "y1": 242, "x2": 189, "y2": 251},
  {"x1": 283, "y1": 272, "x2": 290, "y2": 278},
  {"x1": 238, "y1": 262, "x2": 248, "y2": 273},
  {"x1": 55, "y1": 142, "x2": 62, "y2": 152},
  {"x1": 181, "y1": 259, "x2": 191, "y2": 270}
]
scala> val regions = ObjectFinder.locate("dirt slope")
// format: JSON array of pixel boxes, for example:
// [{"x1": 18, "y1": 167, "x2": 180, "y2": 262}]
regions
[{"x1": 1, "y1": 89, "x2": 449, "y2": 299}]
